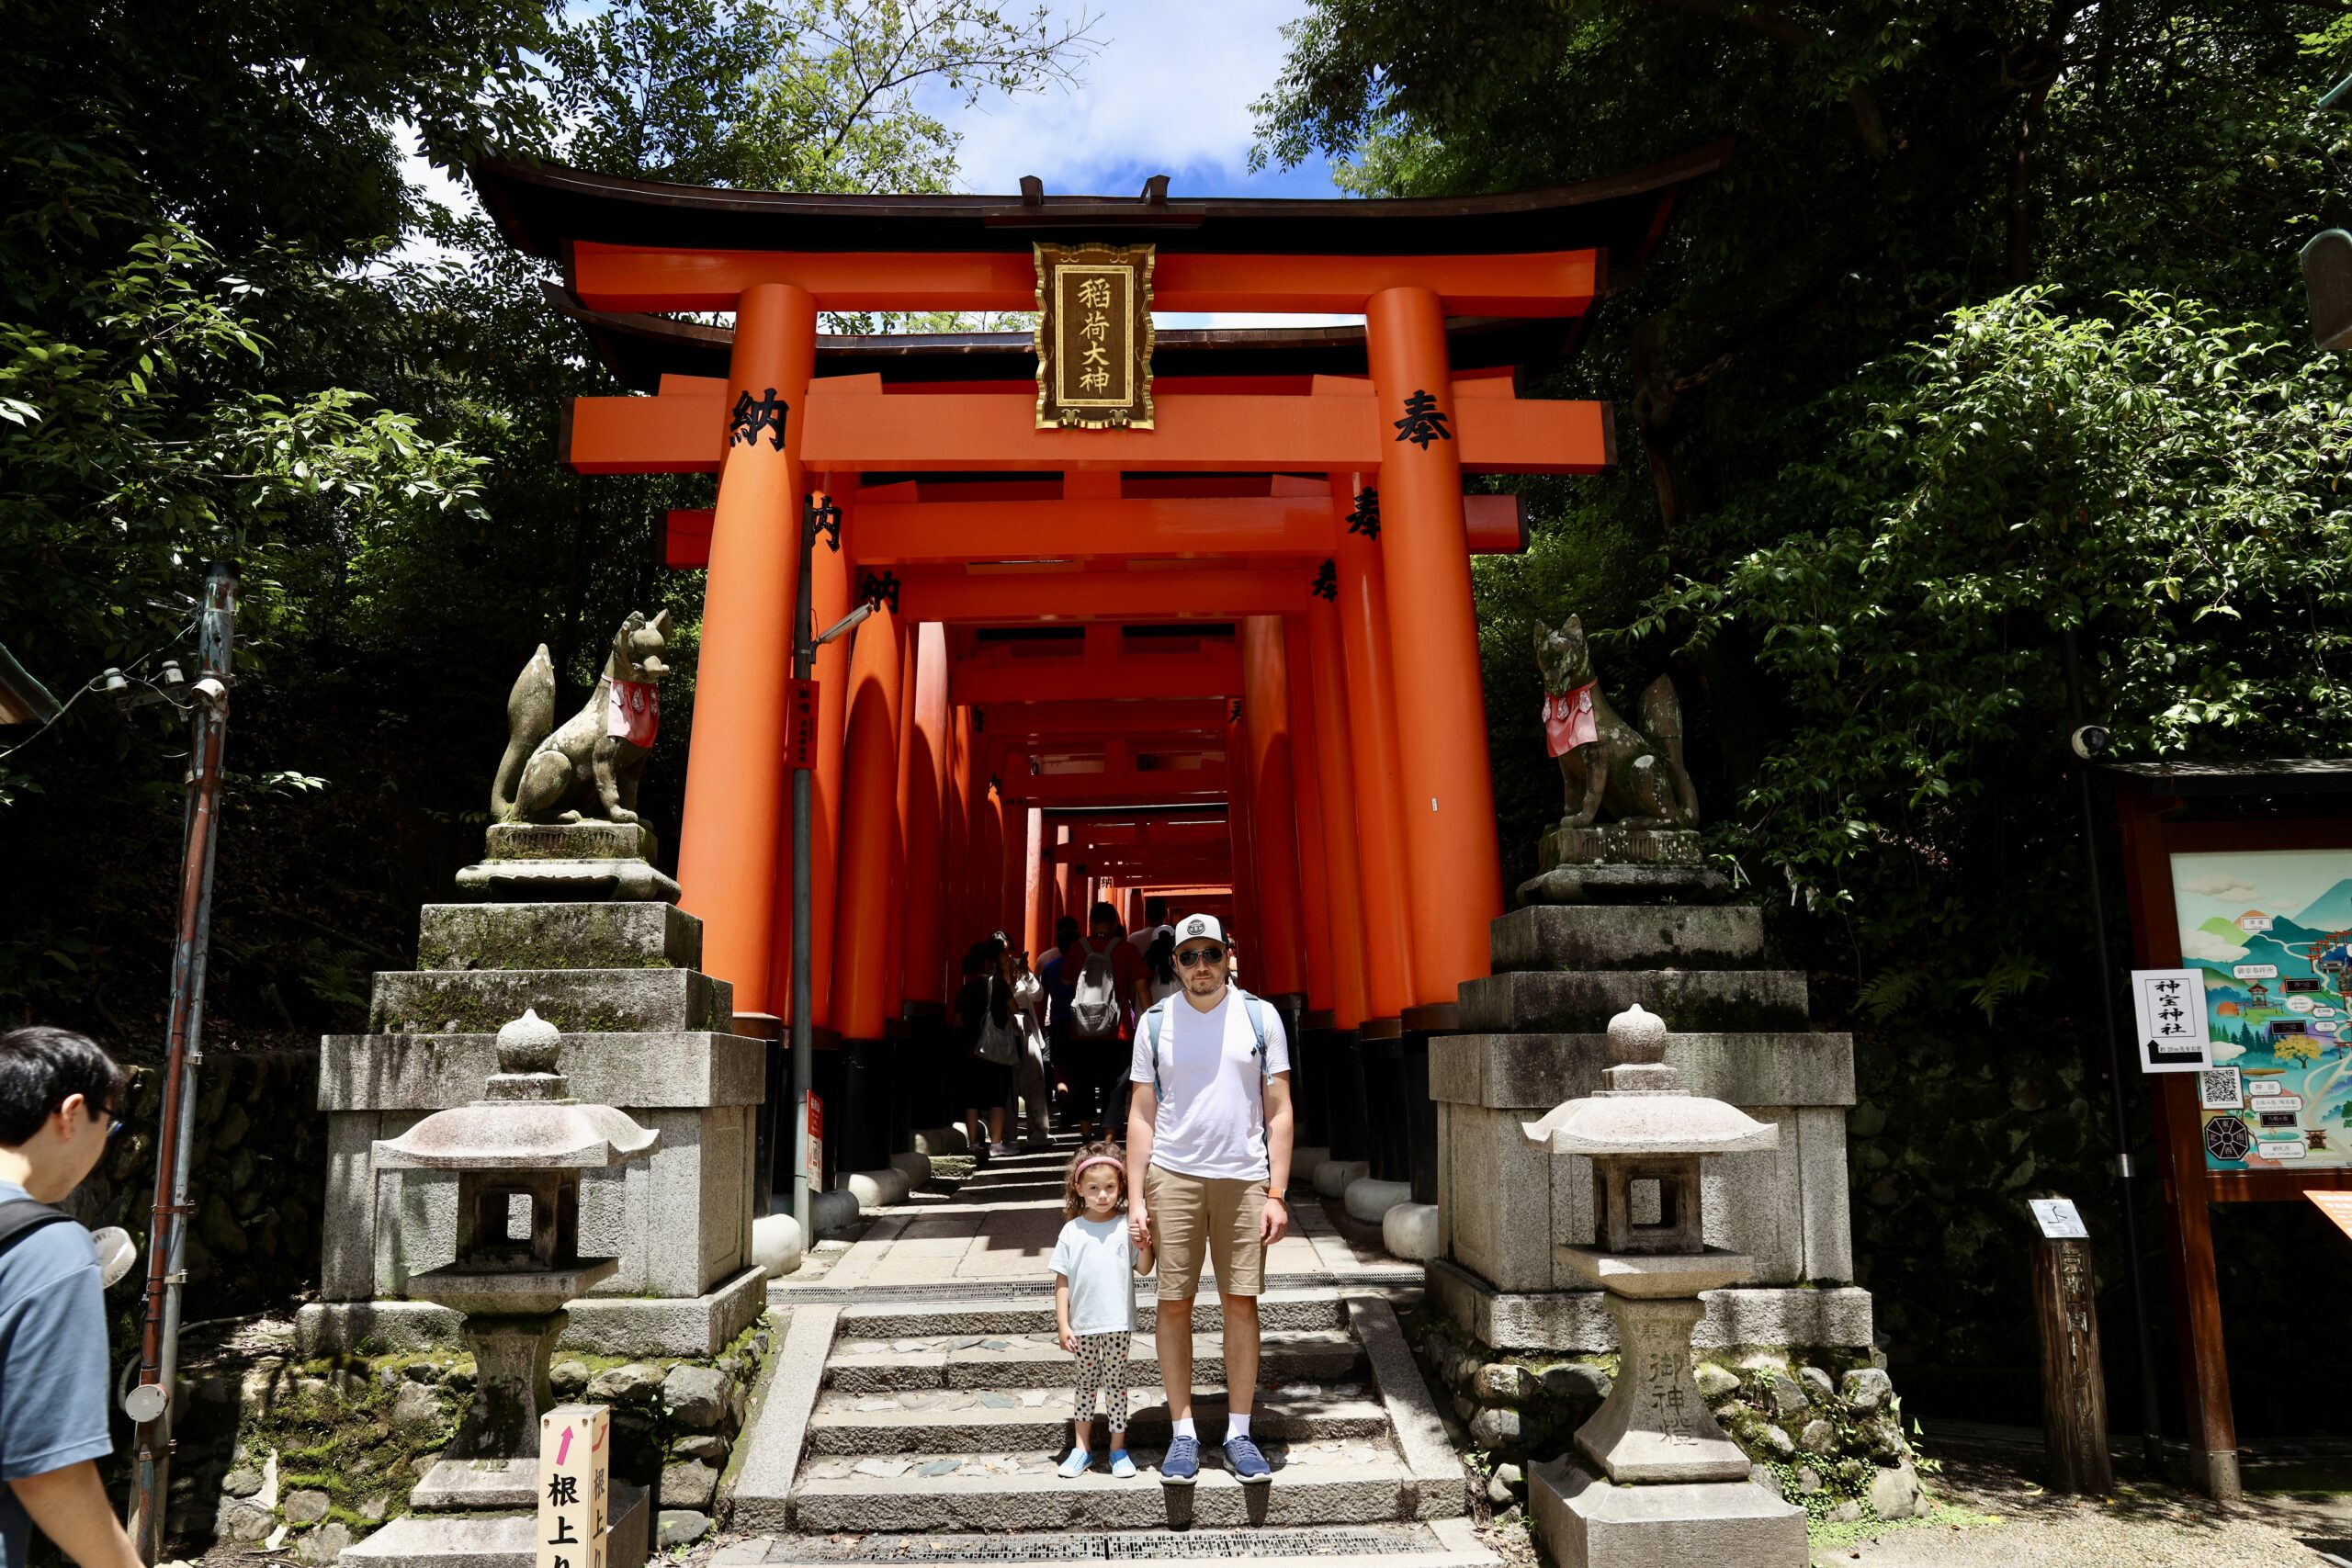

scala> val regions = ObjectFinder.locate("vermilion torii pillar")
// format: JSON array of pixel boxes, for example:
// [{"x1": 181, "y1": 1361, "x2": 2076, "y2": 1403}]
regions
[
  {"x1": 1332, "y1": 474, "x2": 1418, "y2": 1017},
  {"x1": 675, "y1": 283, "x2": 815, "y2": 1013},
  {"x1": 831, "y1": 598, "x2": 903, "y2": 1040},
  {"x1": 1305, "y1": 591, "x2": 1372, "y2": 1029},
  {"x1": 1367, "y1": 288, "x2": 1506, "y2": 1006},
  {"x1": 901, "y1": 624, "x2": 950, "y2": 1008},
  {"x1": 1239, "y1": 615, "x2": 1306, "y2": 999},
  {"x1": 1283, "y1": 615, "x2": 1338, "y2": 1014}
]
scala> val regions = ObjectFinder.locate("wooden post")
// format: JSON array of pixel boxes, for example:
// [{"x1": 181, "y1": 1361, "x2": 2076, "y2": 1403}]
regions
[{"x1": 2029, "y1": 1200, "x2": 2113, "y2": 1494}]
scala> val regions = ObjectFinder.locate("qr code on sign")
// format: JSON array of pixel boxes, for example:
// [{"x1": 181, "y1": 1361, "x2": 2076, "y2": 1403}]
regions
[{"x1": 2200, "y1": 1067, "x2": 2245, "y2": 1111}]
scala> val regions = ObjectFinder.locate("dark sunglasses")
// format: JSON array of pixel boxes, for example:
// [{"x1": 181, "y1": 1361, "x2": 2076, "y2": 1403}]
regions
[{"x1": 1175, "y1": 946, "x2": 1226, "y2": 967}]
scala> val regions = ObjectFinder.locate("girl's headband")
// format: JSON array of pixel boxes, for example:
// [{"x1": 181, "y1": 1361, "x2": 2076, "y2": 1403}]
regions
[{"x1": 1073, "y1": 1155, "x2": 1125, "y2": 1181}]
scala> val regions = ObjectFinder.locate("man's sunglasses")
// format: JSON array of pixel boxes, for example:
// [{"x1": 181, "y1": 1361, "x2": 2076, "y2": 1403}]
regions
[{"x1": 1175, "y1": 946, "x2": 1227, "y2": 967}]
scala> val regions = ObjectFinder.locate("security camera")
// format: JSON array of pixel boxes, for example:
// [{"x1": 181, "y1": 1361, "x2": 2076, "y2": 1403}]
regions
[{"x1": 2070, "y1": 725, "x2": 2110, "y2": 761}]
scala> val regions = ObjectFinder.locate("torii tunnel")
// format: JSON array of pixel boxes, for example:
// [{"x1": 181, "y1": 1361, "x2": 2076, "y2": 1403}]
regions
[{"x1": 476, "y1": 143, "x2": 1725, "y2": 1183}]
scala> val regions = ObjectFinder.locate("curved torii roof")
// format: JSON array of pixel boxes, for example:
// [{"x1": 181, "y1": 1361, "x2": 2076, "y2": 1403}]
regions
[{"x1": 479, "y1": 141, "x2": 1731, "y2": 388}]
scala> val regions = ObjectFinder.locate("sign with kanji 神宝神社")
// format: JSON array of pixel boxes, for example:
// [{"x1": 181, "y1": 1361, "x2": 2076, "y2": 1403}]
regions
[
  {"x1": 537, "y1": 1403, "x2": 609, "y2": 1568},
  {"x1": 2131, "y1": 966, "x2": 2214, "y2": 1075},
  {"x1": 1035, "y1": 243, "x2": 1155, "y2": 430}
]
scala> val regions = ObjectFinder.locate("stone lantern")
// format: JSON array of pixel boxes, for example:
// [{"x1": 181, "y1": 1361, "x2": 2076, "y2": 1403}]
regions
[
  {"x1": 354, "y1": 1009, "x2": 658, "y2": 1563},
  {"x1": 1519, "y1": 1002, "x2": 1806, "y2": 1566}
]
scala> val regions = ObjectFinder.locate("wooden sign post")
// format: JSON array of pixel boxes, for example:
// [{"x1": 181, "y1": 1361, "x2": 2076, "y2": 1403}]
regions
[
  {"x1": 537, "y1": 1403, "x2": 610, "y2": 1568},
  {"x1": 2028, "y1": 1197, "x2": 2112, "y2": 1494}
]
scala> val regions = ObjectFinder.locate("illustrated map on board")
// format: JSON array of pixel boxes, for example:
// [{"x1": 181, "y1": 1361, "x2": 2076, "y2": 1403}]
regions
[{"x1": 2171, "y1": 849, "x2": 2352, "y2": 1171}]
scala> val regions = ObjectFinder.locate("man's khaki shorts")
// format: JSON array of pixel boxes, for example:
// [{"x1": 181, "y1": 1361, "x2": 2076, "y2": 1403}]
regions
[{"x1": 1145, "y1": 1164, "x2": 1267, "y2": 1301}]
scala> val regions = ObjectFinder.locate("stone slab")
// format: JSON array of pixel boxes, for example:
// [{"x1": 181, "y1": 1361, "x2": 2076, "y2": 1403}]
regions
[
  {"x1": 411, "y1": 1458, "x2": 536, "y2": 1511},
  {"x1": 804, "y1": 1394, "x2": 1392, "y2": 1454},
  {"x1": 1457, "y1": 970, "x2": 1807, "y2": 1034},
  {"x1": 1528, "y1": 1460, "x2": 1804, "y2": 1568},
  {"x1": 1518, "y1": 864, "x2": 1730, "y2": 907},
  {"x1": 784, "y1": 1458, "x2": 1432, "y2": 1531},
  {"x1": 322, "y1": 1032, "x2": 765, "y2": 1111},
  {"x1": 1428, "y1": 1032, "x2": 1853, "y2": 1111},
  {"x1": 1538, "y1": 824, "x2": 1702, "y2": 871},
  {"x1": 368, "y1": 967, "x2": 728, "y2": 1035},
  {"x1": 298, "y1": 1265, "x2": 767, "y2": 1358},
  {"x1": 455, "y1": 855, "x2": 682, "y2": 903},
  {"x1": 1426, "y1": 1260, "x2": 1873, "y2": 1353},
  {"x1": 725, "y1": 1303, "x2": 841, "y2": 1530},
  {"x1": 1487, "y1": 905, "x2": 1761, "y2": 974},
  {"x1": 484, "y1": 820, "x2": 661, "y2": 862},
  {"x1": 337, "y1": 1480, "x2": 648, "y2": 1566},
  {"x1": 1346, "y1": 1293, "x2": 1467, "y2": 1518},
  {"x1": 416, "y1": 900, "x2": 700, "y2": 972}
]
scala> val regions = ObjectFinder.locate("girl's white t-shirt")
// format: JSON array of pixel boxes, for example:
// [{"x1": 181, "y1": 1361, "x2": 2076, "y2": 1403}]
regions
[{"x1": 1049, "y1": 1213, "x2": 1135, "y2": 1335}]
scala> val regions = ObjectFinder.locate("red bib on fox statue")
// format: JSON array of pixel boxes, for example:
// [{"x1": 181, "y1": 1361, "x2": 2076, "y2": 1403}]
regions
[
  {"x1": 1543, "y1": 682, "x2": 1598, "y2": 757},
  {"x1": 607, "y1": 679, "x2": 661, "y2": 747}
]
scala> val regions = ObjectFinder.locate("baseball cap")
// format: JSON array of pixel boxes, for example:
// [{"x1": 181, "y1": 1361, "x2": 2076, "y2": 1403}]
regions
[{"x1": 1173, "y1": 913, "x2": 1228, "y2": 948}]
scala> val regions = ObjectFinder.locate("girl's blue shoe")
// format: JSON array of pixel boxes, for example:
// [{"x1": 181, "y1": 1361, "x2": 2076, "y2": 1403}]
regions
[{"x1": 1108, "y1": 1448, "x2": 1136, "y2": 1478}]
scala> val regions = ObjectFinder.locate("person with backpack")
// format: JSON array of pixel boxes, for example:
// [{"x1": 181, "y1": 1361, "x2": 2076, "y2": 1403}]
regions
[
  {"x1": 1063, "y1": 902, "x2": 1141, "y2": 1140},
  {"x1": 0, "y1": 1027, "x2": 139, "y2": 1568},
  {"x1": 1124, "y1": 914, "x2": 1293, "y2": 1488}
]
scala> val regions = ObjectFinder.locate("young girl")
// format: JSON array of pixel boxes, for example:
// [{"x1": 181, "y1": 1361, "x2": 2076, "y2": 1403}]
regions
[{"x1": 1049, "y1": 1142, "x2": 1154, "y2": 1478}]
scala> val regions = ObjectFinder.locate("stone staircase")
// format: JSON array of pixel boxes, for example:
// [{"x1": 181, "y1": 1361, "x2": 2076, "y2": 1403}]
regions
[{"x1": 720, "y1": 1141, "x2": 1497, "y2": 1564}]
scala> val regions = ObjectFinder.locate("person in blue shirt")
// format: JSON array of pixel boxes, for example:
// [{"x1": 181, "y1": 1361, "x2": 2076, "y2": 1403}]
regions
[{"x1": 0, "y1": 1027, "x2": 136, "y2": 1568}]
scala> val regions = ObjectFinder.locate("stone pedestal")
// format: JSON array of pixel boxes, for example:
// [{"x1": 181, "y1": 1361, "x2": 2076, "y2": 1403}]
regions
[
  {"x1": 1530, "y1": 1459, "x2": 1804, "y2": 1568},
  {"x1": 1537, "y1": 823, "x2": 1702, "y2": 874},
  {"x1": 305, "y1": 827, "x2": 765, "y2": 1359},
  {"x1": 456, "y1": 820, "x2": 682, "y2": 902},
  {"x1": 1432, "y1": 896, "x2": 1871, "y2": 1355}
]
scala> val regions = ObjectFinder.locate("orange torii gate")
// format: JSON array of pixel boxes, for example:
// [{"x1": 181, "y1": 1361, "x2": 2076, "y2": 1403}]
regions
[{"x1": 478, "y1": 143, "x2": 1723, "y2": 1175}]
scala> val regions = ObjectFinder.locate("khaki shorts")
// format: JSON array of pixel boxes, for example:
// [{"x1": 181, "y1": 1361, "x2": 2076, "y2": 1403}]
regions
[{"x1": 1144, "y1": 1164, "x2": 1267, "y2": 1301}]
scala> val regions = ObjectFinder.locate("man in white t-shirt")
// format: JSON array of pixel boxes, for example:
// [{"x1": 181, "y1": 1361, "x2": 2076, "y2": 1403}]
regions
[{"x1": 1125, "y1": 913, "x2": 1293, "y2": 1488}]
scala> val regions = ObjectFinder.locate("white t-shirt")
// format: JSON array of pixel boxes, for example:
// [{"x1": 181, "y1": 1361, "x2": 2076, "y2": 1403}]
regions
[
  {"x1": 1049, "y1": 1214, "x2": 1136, "y2": 1334},
  {"x1": 1129, "y1": 989, "x2": 1291, "y2": 1182}
]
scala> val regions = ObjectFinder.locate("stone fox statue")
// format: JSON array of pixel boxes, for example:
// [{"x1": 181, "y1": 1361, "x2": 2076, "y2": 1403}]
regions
[
  {"x1": 1532, "y1": 615, "x2": 1700, "y2": 830},
  {"x1": 492, "y1": 611, "x2": 673, "y2": 825}
]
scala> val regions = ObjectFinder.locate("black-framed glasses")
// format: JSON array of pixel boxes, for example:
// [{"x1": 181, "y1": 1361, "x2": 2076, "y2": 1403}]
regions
[{"x1": 1175, "y1": 947, "x2": 1226, "y2": 967}]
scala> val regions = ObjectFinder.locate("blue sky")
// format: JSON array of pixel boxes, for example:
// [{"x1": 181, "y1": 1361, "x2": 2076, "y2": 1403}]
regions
[
  {"x1": 910, "y1": 0, "x2": 1343, "y2": 204},
  {"x1": 405, "y1": 0, "x2": 1355, "y2": 324}
]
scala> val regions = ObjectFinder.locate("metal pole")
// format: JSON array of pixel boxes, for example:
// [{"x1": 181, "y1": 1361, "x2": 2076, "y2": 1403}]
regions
[
  {"x1": 789, "y1": 495, "x2": 829, "y2": 1238},
  {"x1": 2064, "y1": 626, "x2": 2165, "y2": 1469},
  {"x1": 126, "y1": 559, "x2": 237, "y2": 1560}
]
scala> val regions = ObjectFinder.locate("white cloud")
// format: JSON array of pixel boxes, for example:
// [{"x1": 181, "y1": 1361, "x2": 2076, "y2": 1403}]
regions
[
  {"x1": 917, "y1": 0, "x2": 1339, "y2": 202},
  {"x1": 2181, "y1": 874, "x2": 2260, "y2": 902},
  {"x1": 2180, "y1": 928, "x2": 2250, "y2": 963}
]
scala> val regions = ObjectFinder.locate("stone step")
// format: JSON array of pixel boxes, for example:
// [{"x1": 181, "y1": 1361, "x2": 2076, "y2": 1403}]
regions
[
  {"x1": 414, "y1": 899, "x2": 700, "y2": 972},
  {"x1": 787, "y1": 1450, "x2": 1453, "y2": 1531},
  {"x1": 805, "y1": 1387, "x2": 1393, "y2": 1453},
  {"x1": 825, "y1": 1331, "x2": 1363, "y2": 1393},
  {"x1": 716, "y1": 1522, "x2": 1498, "y2": 1566},
  {"x1": 946, "y1": 1178, "x2": 1068, "y2": 1201},
  {"x1": 836, "y1": 1289, "x2": 1349, "y2": 1338},
  {"x1": 1486, "y1": 904, "x2": 1761, "y2": 974},
  {"x1": 1455, "y1": 967, "x2": 1805, "y2": 1034},
  {"x1": 368, "y1": 965, "x2": 729, "y2": 1035}
]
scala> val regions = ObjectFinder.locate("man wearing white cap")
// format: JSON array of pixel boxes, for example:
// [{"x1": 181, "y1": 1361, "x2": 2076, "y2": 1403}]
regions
[{"x1": 1125, "y1": 913, "x2": 1292, "y2": 1487}]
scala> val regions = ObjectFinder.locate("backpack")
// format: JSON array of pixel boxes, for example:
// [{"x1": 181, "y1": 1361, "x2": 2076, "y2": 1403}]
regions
[
  {"x1": 1140, "y1": 987, "x2": 1272, "y2": 1122},
  {"x1": 971, "y1": 977, "x2": 1023, "y2": 1066},
  {"x1": 1069, "y1": 938, "x2": 1124, "y2": 1040},
  {"x1": 0, "y1": 1200, "x2": 74, "y2": 1259}
]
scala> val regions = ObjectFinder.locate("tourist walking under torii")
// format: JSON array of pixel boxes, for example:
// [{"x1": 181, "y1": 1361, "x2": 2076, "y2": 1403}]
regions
[{"x1": 1125, "y1": 913, "x2": 1293, "y2": 1486}]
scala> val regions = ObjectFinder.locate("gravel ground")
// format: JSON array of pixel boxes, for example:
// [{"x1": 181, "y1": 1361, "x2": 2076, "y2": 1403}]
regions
[{"x1": 1818, "y1": 1446, "x2": 2352, "y2": 1568}]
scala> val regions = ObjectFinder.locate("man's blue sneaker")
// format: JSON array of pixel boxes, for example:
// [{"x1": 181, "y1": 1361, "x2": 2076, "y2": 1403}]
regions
[
  {"x1": 1224, "y1": 1433, "x2": 1272, "y2": 1483},
  {"x1": 1159, "y1": 1435, "x2": 1200, "y2": 1486}
]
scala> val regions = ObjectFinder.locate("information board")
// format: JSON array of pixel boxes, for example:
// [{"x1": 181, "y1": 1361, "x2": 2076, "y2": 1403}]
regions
[{"x1": 2169, "y1": 847, "x2": 2352, "y2": 1171}]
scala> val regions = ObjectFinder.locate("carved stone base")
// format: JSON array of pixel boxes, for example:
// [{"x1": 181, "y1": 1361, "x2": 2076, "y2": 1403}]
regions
[
  {"x1": 456, "y1": 821, "x2": 680, "y2": 903},
  {"x1": 1570, "y1": 1293, "x2": 1750, "y2": 1483},
  {"x1": 1540, "y1": 823, "x2": 1701, "y2": 874},
  {"x1": 1530, "y1": 1459, "x2": 1805, "y2": 1568},
  {"x1": 1518, "y1": 863, "x2": 1731, "y2": 908}
]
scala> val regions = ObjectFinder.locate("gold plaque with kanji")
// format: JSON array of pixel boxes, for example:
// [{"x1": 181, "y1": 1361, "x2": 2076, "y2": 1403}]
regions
[{"x1": 1034, "y1": 243, "x2": 1155, "y2": 430}]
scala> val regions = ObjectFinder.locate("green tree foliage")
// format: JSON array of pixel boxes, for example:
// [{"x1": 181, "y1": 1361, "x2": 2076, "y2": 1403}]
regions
[
  {"x1": 0, "y1": 0, "x2": 1092, "y2": 1033},
  {"x1": 1258, "y1": 2, "x2": 2352, "y2": 1411}
]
